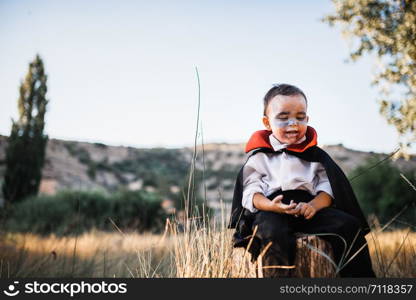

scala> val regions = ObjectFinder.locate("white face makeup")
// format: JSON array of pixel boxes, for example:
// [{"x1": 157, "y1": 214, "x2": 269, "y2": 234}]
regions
[{"x1": 272, "y1": 117, "x2": 308, "y2": 128}]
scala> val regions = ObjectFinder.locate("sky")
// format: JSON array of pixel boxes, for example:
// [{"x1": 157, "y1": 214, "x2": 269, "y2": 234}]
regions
[{"x1": 0, "y1": 0, "x2": 409, "y2": 154}]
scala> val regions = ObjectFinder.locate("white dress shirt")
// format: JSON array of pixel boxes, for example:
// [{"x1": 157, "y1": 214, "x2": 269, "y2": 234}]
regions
[{"x1": 242, "y1": 134, "x2": 334, "y2": 213}]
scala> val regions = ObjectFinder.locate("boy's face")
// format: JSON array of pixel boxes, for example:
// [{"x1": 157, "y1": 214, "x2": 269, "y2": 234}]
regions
[{"x1": 262, "y1": 94, "x2": 309, "y2": 145}]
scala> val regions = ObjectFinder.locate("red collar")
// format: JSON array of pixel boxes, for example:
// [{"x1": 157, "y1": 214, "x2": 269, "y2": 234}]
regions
[{"x1": 245, "y1": 126, "x2": 318, "y2": 153}]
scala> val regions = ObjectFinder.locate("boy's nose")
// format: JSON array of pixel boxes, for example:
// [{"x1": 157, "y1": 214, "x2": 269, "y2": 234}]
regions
[{"x1": 287, "y1": 119, "x2": 299, "y2": 126}]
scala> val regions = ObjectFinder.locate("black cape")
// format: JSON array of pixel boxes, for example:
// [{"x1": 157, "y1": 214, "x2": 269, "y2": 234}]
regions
[{"x1": 228, "y1": 146, "x2": 370, "y2": 245}]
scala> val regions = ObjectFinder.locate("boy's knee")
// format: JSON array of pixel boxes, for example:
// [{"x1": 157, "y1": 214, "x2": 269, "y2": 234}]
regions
[
  {"x1": 254, "y1": 211, "x2": 291, "y2": 241},
  {"x1": 334, "y1": 213, "x2": 362, "y2": 237},
  {"x1": 344, "y1": 214, "x2": 361, "y2": 231},
  {"x1": 261, "y1": 226, "x2": 291, "y2": 242}
]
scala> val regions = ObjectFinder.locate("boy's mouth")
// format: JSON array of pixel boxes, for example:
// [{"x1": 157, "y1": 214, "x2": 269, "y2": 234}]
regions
[{"x1": 285, "y1": 130, "x2": 298, "y2": 138}]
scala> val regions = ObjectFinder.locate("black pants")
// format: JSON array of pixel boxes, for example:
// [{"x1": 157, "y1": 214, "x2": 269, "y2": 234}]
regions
[{"x1": 243, "y1": 189, "x2": 375, "y2": 277}]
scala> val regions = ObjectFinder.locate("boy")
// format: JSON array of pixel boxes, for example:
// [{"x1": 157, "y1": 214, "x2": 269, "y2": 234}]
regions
[{"x1": 228, "y1": 84, "x2": 375, "y2": 277}]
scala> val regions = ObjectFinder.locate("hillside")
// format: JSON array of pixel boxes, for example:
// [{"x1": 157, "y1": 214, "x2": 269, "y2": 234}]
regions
[{"x1": 0, "y1": 135, "x2": 415, "y2": 211}]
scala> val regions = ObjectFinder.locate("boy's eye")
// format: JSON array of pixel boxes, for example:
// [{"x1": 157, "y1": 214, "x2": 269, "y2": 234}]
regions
[{"x1": 276, "y1": 117, "x2": 305, "y2": 121}]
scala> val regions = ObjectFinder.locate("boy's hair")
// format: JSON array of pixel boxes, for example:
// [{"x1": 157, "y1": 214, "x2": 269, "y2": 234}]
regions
[{"x1": 263, "y1": 83, "x2": 308, "y2": 116}]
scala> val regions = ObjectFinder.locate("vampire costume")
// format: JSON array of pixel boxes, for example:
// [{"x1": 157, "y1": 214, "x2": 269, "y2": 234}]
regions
[{"x1": 228, "y1": 126, "x2": 375, "y2": 277}]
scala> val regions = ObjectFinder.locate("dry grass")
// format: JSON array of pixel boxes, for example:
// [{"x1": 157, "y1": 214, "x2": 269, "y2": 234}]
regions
[
  {"x1": 368, "y1": 228, "x2": 416, "y2": 277},
  {"x1": 1, "y1": 215, "x2": 415, "y2": 278},
  {"x1": 169, "y1": 209, "x2": 236, "y2": 278},
  {"x1": 0, "y1": 229, "x2": 173, "y2": 278}
]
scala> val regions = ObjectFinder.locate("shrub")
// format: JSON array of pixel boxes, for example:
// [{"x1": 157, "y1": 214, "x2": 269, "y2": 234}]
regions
[
  {"x1": 350, "y1": 156, "x2": 416, "y2": 226},
  {"x1": 111, "y1": 190, "x2": 166, "y2": 231},
  {"x1": 4, "y1": 190, "x2": 166, "y2": 235}
]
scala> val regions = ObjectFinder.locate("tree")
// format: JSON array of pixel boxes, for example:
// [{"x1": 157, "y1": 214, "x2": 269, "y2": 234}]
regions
[
  {"x1": 350, "y1": 156, "x2": 415, "y2": 225},
  {"x1": 2, "y1": 54, "x2": 49, "y2": 205},
  {"x1": 323, "y1": 0, "x2": 416, "y2": 155}
]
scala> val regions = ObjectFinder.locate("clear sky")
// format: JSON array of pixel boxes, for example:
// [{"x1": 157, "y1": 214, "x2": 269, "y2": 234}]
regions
[{"x1": 0, "y1": 0, "x2": 407, "y2": 153}]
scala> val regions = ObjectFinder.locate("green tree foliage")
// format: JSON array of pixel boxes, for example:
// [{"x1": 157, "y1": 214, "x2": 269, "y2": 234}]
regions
[
  {"x1": 323, "y1": 0, "x2": 416, "y2": 153},
  {"x1": 2, "y1": 54, "x2": 49, "y2": 204},
  {"x1": 350, "y1": 156, "x2": 416, "y2": 225}
]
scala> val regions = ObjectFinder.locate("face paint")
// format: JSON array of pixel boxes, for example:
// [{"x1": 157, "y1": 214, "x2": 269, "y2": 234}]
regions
[{"x1": 272, "y1": 117, "x2": 308, "y2": 128}]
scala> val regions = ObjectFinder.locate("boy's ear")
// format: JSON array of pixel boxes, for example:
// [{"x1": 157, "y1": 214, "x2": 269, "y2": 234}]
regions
[{"x1": 262, "y1": 116, "x2": 272, "y2": 130}]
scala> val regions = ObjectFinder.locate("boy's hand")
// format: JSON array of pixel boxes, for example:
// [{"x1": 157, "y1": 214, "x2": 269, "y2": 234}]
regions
[
  {"x1": 269, "y1": 195, "x2": 298, "y2": 214},
  {"x1": 293, "y1": 202, "x2": 317, "y2": 220}
]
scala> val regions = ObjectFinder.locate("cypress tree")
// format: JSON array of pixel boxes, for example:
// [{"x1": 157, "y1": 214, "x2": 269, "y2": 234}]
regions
[{"x1": 2, "y1": 54, "x2": 49, "y2": 205}]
